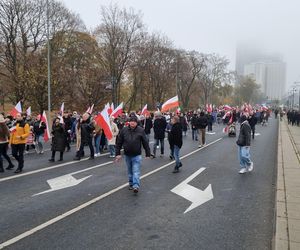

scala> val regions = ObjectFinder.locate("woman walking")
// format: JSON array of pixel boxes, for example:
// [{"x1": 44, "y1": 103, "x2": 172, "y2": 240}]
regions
[{"x1": 49, "y1": 118, "x2": 66, "y2": 162}]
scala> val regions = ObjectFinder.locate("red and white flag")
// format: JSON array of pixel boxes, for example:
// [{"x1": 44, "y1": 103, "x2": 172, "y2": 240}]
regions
[
  {"x1": 206, "y1": 104, "x2": 213, "y2": 113},
  {"x1": 95, "y1": 106, "x2": 113, "y2": 140},
  {"x1": 26, "y1": 107, "x2": 31, "y2": 117},
  {"x1": 10, "y1": 101, "x2": 22, "y2": 117},
  {"x1": 141, "y1": 104, "x2": 148, "y2": 115},
  {"x1": 9, "y1": 126, "x2": 17, "y2": 133},
  {"x1": 60, "y1": 102, "x2": 64, "y2": 116},
  {"x1": 223, "y1": 105, "x2": 232, "y2": 111},
  {"x1": 108, "y1": 103, "x2": 113, "y2": 116},
  {"x1": 110, "y1": 102, "x2": 123, "y2": 118},
  {"x1": 41, "y1": 111, "x2": 51, "y2": 142},
  {"x1": 161, "y1": 95, "x2": 179, "y2": 113}
]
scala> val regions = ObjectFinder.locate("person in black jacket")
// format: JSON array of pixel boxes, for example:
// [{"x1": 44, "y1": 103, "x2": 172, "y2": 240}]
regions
[
  {"x1": 33, "y1": 114, "x2": 46, "y2": 154},
  {"x1": 151, "y1": 111, "x2": 167, "y2": 158},
  {"x1": 197, "y1": 111, "x2": 208, "y2": 148},
  {"x1": 115, "y1": 115, "x2": 150, "y2": 193},
  {"x1": 141, "y1": 113, "x2": 153, "y2": 141},
  {"x1": 63, "y1": 113, "x2": 72, "y2": 151},
  {"x1": 169, "y1": 116, "x2": 183, "y2": 173},
  {"x1": 248, "y1": 112, "x2": 257, "y2": 139},
  {"x1": 74, "y1": 113, "x2": 95, "y2": 160},
  {"x1": 190, "y1": 113, "x2": 198, "y2": 141},
  {"x1": 49, "y1": 118, "x2": 66, "y2": 162},
  {"x1": 236, "y1": 115, "x2": 253, "y2": 174}
]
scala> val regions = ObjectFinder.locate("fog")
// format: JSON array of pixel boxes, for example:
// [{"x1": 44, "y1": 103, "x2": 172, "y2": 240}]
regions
[{"x1": 61, "y1": 0, "x2": 300, "y2": 91}]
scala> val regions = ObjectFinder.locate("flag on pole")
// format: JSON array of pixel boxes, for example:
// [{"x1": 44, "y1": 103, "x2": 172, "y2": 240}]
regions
[
  {"x1": 10, "y1": 101, "x2": 22, "y2": 117},
  {"x1": 108, "y1": 103, "x2": 113, "y2": 116},
  {"x1": 89, "y1": 104, "x2": 94, "y2": 114},
  {"x1": 141, "y1": 104, "x2": 148, "y2": 115},
  {"x1": 161, "y1": 95, "x2": 179, "y2": 113},
  {"x1": 110, "y1": 102, "x2": 123, "y2": 118},
  {"x1": 26, "y1": 107, "x2": 31, "y2": 117},
  {"x1": 41, "y1": 111, "x2": 51, "y2": 142},
  {"x1": 223, "y1": 105, "x2": 232, "y2": 111},
  {"x1": 95, "y1": 106, "x2": 113, "y2": 140},
  {"x1": 9, "y1": 126, "x2": 17, "y2": 133},
  {"x1": 206, "y1": 104, "x2": 212, "y2": 113}
]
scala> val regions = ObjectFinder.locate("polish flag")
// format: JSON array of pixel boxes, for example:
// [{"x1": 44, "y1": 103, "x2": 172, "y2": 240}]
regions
[
  {"x1": 86, "y1": 104, "x2": 94, "y2": 114},
  {"x1": 261, "y1": 105, "x2": 268, "y2": 111},
  {"x1": 95, "y1": 106, "x2": 113, "y2": 140},
  {"x1": 176, "y1": 107, "x2": 181, "y2": 114},
  {"x1": 141, "y1": 104, "x2": 148, "y2": 115},
  {"x1": 110, "y1": 102, "x2": 123, "y2": 118},
  {"x1": 9, "y1": 126, "x2": 17, "y2": 133},
  {"x1": 108, "y1": 103, "x2": 113, "y2": 116},
  {"x1": 161, "y1": 95, "x2": 179, "y2": 113},
  {"x1": 206, "y1": 104, "x2": 212, "y2": 113},
  {"x1": 223, "y1": 105, "x2": 232, "y2": 111},
  {"x1": 86, "y1": 106, "x2": 90, "y2": 113},
  {"x1": 60, "y1": 102, "x2": 64, "y2": 116},
  {"x1": 10, "y1": 101, "x2": 22, "y2": 117},
  {"x1": 41, "y1": 111, "x2": 51, "y2": 142},
  {"x1": 222, "y1": 111, "x2": 231, "y2": 120},
  {"x1": 26, "y1": 107, "x2": 31, "y2": 117}
]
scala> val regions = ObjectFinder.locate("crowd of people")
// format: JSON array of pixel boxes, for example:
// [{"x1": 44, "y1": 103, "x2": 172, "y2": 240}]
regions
[{"x1": 0, "y1": 105, "x2": 279, "y2": 193}]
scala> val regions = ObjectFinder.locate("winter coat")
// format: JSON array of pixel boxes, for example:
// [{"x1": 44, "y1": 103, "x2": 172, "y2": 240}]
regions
[
  {"x1": 116, "y1": 125, "x2": 150, "y2": 157},
  {"x1": 108, "y1": 122, "x2": 119, "y2": 145},
  {"x1": 143, "y1": 118, "x2": 153, "y2": 135},
  {"x1": 236, "y1": 120, "x2": 251, "y2": 147},
  {"x1": 9, "y1": 120, "x2": 30, "y2": 145},
  {"x1": 196, "y1": 116, "x2": 208, "y2": 129},
  {"x1": 179, "y1": 116, "x2": 188, "y2": 132},
  {"x1": 51, "y1": 124, "x2": 66, "y2": 152},
  {"x1": 190, "y1": 115, "x2": 198, "y2": 129},
  {"x1": 248, "y1": 116, "x2": 257, "y2": 128},
  {"x1": 0, "y1": 123, "x2": 10, "y2": 143},
  {"x1": 33, "y1": 121, "x2": 46, "y2": 136},
  {"x1": 169, "y1": 122, "x2": 183, "y2": 148},
  {"x1": 80, "y1": 119, "x2": 95, "y2": 144},
  {"x1": 153, "y1": 117, "x2": 167, "y2": 139}
]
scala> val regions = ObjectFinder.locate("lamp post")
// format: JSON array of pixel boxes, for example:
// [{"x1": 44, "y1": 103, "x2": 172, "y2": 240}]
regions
[{"x1": 46, "y1": 0, "x2": 51, "y2": 124}]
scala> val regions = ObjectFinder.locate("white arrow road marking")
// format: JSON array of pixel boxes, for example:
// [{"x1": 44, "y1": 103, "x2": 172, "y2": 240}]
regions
[
  {"x1": 171, "y1": 167, "x2": 213, "y2": 213},
  {"x1": 32, "y1": 161, "x2": 114, "y2": 196},
  {"x1": 206, "y1": 132, "x2": 216, "y2": 135},
  {"x1": 33, "y1": 174, "x2": 92, "y2": 196},
  {"x1": 0, "y1": 138, "x2": 222, "y2": 249}
]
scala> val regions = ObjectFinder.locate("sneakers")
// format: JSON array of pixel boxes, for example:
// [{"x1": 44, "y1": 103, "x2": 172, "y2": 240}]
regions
[
  {"x1": 150, "y1": 154, "x2": 156, "y2": 159},
  {"x1": 6, "y1": 164, "x2": 15, "y2": 170},
  {"x1": 14, "y1": 168, "x2": 22, "y2": 173},
  {"x1": 239, "y1": 168, "x2": 247, "y2": 174},
  {"x1": 198, "y1": 145, "x2": 202, "y2": 148},
  {"x1": 48, "y1": 158, "x2": 55, "y2": 162},
  {"x1": 173, "y1": 167, "x2": 179, "y2": 173},
  {"x1": 109, "y1": 155, "x2": 115, "y2": 158},
  {"x1": 133, "y1": 188, "x2": 139, "y2": 193},
  {"x1": 169, "y1": 155, "x2": 174, "y2": 160},
  {"x1": 95, "y1": 153, "x2": 100, "y2": 157},
  {"x1": 248, "y1": 162, "x2": 254, "y2": 172}
]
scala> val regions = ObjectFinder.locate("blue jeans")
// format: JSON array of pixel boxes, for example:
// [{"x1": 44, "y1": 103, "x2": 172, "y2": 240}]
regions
[
  {"x1": 238, "y1": 146, "x2": 252, "y2": 169},
  {"x1": 192, "y1": 129, "x2": 198, "y2": 140},
  {"x1": 125, "y1": 155, "x2": 142, "y2": 188},
  {"x1": 109, "y1": 145, "x2": 115, "y2": 157},
  {"x1": 35, "y1": 134, "x2": 44, "y2": 153},
  {"x1": 172, "y1": 145, "x2": 181, "y2": 167},
  {"x1": 94, "y1": 135, "x2": 101, "y2": 154}
]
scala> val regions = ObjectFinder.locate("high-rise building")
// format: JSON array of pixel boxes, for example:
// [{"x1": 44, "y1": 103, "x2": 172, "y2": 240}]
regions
[{"x1": 236, "y1": 43, "x2": 286, "y2": 100}]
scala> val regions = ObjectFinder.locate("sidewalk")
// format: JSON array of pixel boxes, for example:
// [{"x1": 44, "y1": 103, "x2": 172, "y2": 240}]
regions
[{"x1": 274, "y1": 119, "x2": 300, "y2": 250}]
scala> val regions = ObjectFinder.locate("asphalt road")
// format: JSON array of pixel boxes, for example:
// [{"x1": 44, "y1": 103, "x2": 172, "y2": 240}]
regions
[{"x1": 0, "y1": 119, "x2": 278, "y2": 250}]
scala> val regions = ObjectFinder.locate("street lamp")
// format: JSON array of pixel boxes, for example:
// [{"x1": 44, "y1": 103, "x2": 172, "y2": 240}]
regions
[{"x1": 46, "y1": 0, "x2": 51, "y2": 124}]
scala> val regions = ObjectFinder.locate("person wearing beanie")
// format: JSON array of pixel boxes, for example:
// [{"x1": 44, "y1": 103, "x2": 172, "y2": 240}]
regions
[
  {"x1": 236, "y1": 114, "x2": 254, "y2": 174},
  {"x1": 115, "y1": 115, "x2": 150, "y2": 194}
]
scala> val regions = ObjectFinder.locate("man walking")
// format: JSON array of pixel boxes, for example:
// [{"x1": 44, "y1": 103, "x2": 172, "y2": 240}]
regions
[
  {"x1": 115, "y1": 115, "x2": 150, "y2": 193},
  {"x1": 151, "y1": 111, "x2": 167, "y2": 158},
  {"x1": 197, "y1": 111, "x2": 208, "y2": 148},
  {"x1": 236, "y1": 115, "x2": 253, "y2": 174}
]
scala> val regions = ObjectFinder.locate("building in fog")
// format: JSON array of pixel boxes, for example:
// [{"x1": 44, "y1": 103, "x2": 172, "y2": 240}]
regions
[{"x1": 236, "y1": 42, "x2": 286, "y2": 100}]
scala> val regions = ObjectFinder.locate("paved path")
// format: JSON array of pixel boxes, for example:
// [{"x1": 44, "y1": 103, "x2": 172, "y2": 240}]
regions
[{"x1": 275, "y1": 119, "x2": 300, "y2": 250}]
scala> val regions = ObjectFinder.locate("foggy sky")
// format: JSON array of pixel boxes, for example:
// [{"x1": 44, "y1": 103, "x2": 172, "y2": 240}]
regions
[{"x1": 61, "y1": 0, "x2": 300, "y2": 91}]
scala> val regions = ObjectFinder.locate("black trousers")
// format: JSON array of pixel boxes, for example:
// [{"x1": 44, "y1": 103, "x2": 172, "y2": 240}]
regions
[
  {"x1": 11, "y1": 144, "x2": 25, "y2": 170},
  {"x1": 251, "y1": 126, "x2": 255, "y2": 139},
  {"x1": 0, "y1": 143, "x2": 13, "y2": 168},
  {"x1": 51, "y1": 151, "x2": 63, "y2": 160},
  {"x1": 77, "y1": 139, "x2": 94, "y2": 158}
]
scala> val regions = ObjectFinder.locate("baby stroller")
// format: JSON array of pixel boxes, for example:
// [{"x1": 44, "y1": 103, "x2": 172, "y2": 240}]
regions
[{"x1": 228, "y1": 123, "x2": 236, "y2": 137}]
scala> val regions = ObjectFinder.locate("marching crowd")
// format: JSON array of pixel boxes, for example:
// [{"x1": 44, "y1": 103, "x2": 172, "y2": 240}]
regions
[{"x1": 0, "y1": 105, "x2": 278, "y2": 193}]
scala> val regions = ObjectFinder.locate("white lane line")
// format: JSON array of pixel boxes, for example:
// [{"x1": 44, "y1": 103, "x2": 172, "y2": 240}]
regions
[
  {"x1": 0, "y1": 137, "x2": 222, "y2": 249},
  {"x1": 1, "y1": 141, "x2": 160, "y2": 183}
]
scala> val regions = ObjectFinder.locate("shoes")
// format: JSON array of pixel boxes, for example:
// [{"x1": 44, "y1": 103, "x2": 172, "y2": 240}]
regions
[
  {"x1": 160, "y1": 154, "x2": 164, "y2": 158},
  {"x1": 133, "y1": 187, "x2": 139, "y2": 193},
  {"x1": 39, "y1": 151, "x2": 44, "y2": 154},
  {"x1": 94, "y1": 153, "x2": 100, "y2": 157},
  {"x1": 88, "y1": 156, "x2": 94, "y2": 160},
  {"x1": 58, "y1": 158, "x2": 63, "y2": 162},
  {"x1": 73, "y1": 156, "x2": 80, "y2": 160},
  {"x1": 150, "y1": 154, "x2": 156, "y2": 159},
  {"x1": 198, "y1": 145, "x2": 202, "y2": 148},
  {"x1": 248, "y1": 162, "x2": 254, "y2": 172},
  {"x1": 109, "y1": 155, "x2": 115, "y2": 158},
  {"x1": 173, "y1": 167, "x2": 179, "y2": 173},
  {"x1": 48, "y1": 158, "x2": 55, "y2": 162},
  {"x1": 25, "y1": 150, "x2": 29, "y2": 154},
  {"x1": 169, "y1": 155, "x2": 174, "y2": 160},
  {"x1": 0, "y1": 167, "x2": 4, "y2": 173},
  {"x1": 239, "y1": 168, "x2": 247, "y2": 174},
  {"x1": 6, "y1": 164, "x2": 15, "y2": 170},
  {"x1": 178, "y1": 162, "x2": 183, "y2": 168},
  {"x1": 14, "y1": 168, "x2": 22, "y2": 173}
]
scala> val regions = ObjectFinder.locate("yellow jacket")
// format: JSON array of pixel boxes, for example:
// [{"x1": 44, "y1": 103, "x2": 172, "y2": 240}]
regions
[{"x1": 9, "y1": 122, "x2": 30, "y2": 145}]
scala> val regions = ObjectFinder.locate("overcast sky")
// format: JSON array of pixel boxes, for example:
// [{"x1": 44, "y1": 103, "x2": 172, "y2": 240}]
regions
[{"x1": 61, "y1": 0, "x2": 300, "y2": 91}]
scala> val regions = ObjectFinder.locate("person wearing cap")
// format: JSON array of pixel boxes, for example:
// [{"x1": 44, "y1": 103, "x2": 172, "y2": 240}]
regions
[
  {"x1": 115, "y1": 115, "x2": 150, "y2": 193},
  {"x1": 9, "y1": 113, "x2": 30, "y2": 173},
  {"x1": 236, "y1": 114, "x2": 254, "y2": 174},
  {"x1": 0, "y1": 114, "x2": 15, "y2": 172}
]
